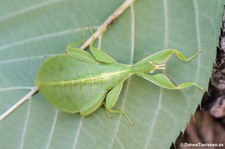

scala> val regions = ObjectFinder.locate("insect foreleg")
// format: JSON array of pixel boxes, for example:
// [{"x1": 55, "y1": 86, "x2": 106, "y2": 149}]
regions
[
  {"x1": 138, "y1": 73, "x2": 205, "y2": 92},
  {"x1": 139, "y1": 49, "x2": 200, "y2": 64}
]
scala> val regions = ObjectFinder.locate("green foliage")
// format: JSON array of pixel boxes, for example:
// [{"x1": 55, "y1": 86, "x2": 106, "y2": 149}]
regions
[{"x1": 0, "y1": 0, "x2": 224, "y2": 148}]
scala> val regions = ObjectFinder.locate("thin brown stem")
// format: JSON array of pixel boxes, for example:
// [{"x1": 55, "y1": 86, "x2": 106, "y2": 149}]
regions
[
  {"x1": 80, "y1": 0, "x2": 136, "y2": 50},
  {"x1": 0, "y1": 87, "x2": 38, "y2": 121}
]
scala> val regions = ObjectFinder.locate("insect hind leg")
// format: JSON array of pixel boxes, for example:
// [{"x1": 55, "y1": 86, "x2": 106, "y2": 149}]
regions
[
  {"x1": 103, "y1": 102, "x2": 112, "y2": 118},
  {"x1": 103, "y1": 103, "x2": 134, "y2": 125}
]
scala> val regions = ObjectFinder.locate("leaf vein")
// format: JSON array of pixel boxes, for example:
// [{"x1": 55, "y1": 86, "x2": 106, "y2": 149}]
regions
[
  {"x1": 109, "y1": 3, "x2": 135, "y2": 148},
  {"x1": 45, "y1": 109, "x2": 59, "y2": 149},
  {"x1": 193, "y1": 0, "x2": 201, "y2": 82},
  {"x1": 0, "y1": 54, "x2": 59, "y2": 64},
  {"x1": 143, "y1": 88, "x2": 163, "y2": 149},
  {"x1": 72, "y1": 117, "x2": 83, "y2": 149},
  {"x1": 144, "y1": 1, "x2": 168, "y2": 148},
  {"x1": 20, "y1": 98, "x2": 32, "y2": 149},
  {"x1": 0, "y1": 0, "x2": 64, "y2": 23},
  {"x1": 0, "y1": 26, "x2": 97, "y2": 52},
  {"x1": 0, "y1": 86, "x2": 34, "y2": 92}
]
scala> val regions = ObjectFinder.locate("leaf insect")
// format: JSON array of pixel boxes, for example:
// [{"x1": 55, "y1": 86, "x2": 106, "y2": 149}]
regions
[{"x1": 35, "y1": 42, "x2": 204, "y2": 124}]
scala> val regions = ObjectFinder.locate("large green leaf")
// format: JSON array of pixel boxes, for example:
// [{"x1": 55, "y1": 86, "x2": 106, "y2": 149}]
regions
[{"x1": 0, "y1": 0, "x2": 224, "y2": 148}]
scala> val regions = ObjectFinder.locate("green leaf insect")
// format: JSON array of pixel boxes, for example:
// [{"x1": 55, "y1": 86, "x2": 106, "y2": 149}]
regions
[{"x1": 35, "y1": 44, "x2": 204, "y2": 124}]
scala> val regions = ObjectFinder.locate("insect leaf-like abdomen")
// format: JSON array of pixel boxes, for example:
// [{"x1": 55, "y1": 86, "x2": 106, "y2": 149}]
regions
[{"x1": 35, "y1": 55, "x2": 130, "y2": 113}]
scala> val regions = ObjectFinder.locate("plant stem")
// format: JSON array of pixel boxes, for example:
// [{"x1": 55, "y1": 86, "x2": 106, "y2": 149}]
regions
[
  {"x1": 79, "y1": 0, "x2": 136, "y2": 50},
  {"x1": 0, "y1": 87, "x2": 38, "y2": 121}
]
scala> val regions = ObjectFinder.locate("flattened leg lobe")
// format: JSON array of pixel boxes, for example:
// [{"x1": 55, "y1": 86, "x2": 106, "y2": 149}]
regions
[
  {"x1": 105, "y1": 82, "x2": 124, "y2": 110},
  {"x1": 80, "y1": 90, "x2": 107, "y2": 116}
]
